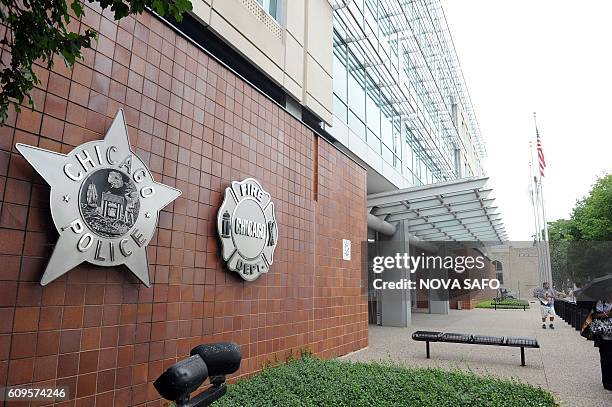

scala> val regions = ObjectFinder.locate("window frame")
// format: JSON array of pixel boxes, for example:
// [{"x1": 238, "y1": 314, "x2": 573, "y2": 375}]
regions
[{"x1": 256, "y1": 0, "x2": 283, "y2": 23}]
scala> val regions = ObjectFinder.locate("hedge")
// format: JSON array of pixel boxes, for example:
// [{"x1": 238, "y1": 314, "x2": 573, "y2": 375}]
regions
[
  {"x1": 476, "y1": 299, "x2": 530, "y2": 309},
  {"x1": 213, "y1": 356, "x2": 556, "y2": 407}
]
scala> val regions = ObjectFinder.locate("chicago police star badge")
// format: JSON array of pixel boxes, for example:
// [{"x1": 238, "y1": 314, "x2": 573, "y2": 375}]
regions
[
  {"x1": 217, "y1": 178, "x2": 278, "y2": 281},
  {"x1": 15, "y1": 109, "x2": 181, "y2": 287}
]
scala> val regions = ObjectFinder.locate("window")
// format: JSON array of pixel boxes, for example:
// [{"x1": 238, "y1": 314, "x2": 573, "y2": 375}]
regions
[
  {"x1": 493, "y1": 261, "x2": 504, "y2": 284},
  {"x1": 333, "y1": 54, "x2": 348, "y2": 102},
  {"x1": 349, "y1": 111, "x2": 366, "y2": 140},
  {"x1": 367, "y1": 130, "x2": 381, "y2": 153},
  {"x1": 257, "y1": 0, "x2": 282, "y2": 22},
  {"x1": 348, "y1": 70, "x2": 365, "y2": 119},
  {"x1": 496, "y1": 271, "x2": 504, "y2": 285},
  {"x1": 380, "y1": 114, "x2": 392, "y2": 147},
  {"x1": 333, "y1": 95, "x2": 348, "y2": 124},
  {"x1": 382, "y1": 145, "x2": 394, "y2": 165},
  {"x1": 420, "y1": 159, "x2": 427, "y2": 182},
  {"x1": 403, "y1": 136, "x2": 414, "y2": 169},
  {"x1": 366, "y1": 94, "x2": 380, "y2": 137}
]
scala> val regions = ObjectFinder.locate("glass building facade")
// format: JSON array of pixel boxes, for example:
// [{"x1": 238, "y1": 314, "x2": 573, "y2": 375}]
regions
[{"x1": 328, "y1": 0, "x2": 486, "y2": 190}]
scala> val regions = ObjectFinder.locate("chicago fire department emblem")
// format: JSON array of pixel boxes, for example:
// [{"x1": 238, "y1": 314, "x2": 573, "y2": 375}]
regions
[
  {"x1": 217, "y1": 178, "x2": 278, "y2": 281},
  {"x1": 15, "y1": 110, "x2": 181, "y2": 287}
]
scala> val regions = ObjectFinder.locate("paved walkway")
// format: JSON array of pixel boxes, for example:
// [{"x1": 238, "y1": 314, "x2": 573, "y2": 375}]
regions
[{"x1": 342, "y1": 307, "x2": 612, "y2": 406}]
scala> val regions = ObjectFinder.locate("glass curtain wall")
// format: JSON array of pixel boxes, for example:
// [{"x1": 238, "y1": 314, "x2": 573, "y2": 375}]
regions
[{"x1": 332, "y1": 0, "x2": 486, "y2": 186}]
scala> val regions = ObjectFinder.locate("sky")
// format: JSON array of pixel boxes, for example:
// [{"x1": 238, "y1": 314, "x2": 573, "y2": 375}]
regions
[{"x1": 441, "y1": 0, "x2": 612, "y2": 240}]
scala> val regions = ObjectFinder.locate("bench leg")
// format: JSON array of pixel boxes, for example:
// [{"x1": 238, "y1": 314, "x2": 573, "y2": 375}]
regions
[
  {"x1": 426, "y1": 341, "x2": 430, "y2": 359},
  {"x1": 520, "y1": 347, "x2": 525, "y2": 366}
]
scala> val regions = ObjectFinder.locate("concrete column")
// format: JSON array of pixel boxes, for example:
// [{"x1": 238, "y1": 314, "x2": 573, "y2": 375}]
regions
[
  {"x1": 378, "y1": 220, "x2": 411, "y2": 327},
  {"x1": 428, "y1": 243, "x2": 449, "y2": 315}
]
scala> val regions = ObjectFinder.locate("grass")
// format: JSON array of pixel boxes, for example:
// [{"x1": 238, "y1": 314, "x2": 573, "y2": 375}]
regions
[
  {"x1": 213, "y1": 356, "x2": 556, "y2": 407},
  {"x1": 476, "y1": 299, "x2": 530, "y2": 309}
]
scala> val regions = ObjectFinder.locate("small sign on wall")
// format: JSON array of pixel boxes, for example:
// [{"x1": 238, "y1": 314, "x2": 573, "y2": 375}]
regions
[{"x1": 342, "y1": 239, "x2": 351, "y2": 261}]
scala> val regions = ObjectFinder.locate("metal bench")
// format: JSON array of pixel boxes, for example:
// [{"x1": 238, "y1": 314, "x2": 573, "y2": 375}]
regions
[
  {"x1": 491, "y1": 301, "x2": 528, "y2": 311},
  {"x1": 412, "y1": 330, "x2": 539, "y2": 366}
]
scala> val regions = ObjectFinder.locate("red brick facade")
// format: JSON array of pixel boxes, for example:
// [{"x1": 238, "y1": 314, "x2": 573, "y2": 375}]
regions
[
  {"x1": 0, "y1": 5, "x2": 368, "y2": 406},
  {"x1": 449, "y1": 248, "x2": 497, "y2": 310}
]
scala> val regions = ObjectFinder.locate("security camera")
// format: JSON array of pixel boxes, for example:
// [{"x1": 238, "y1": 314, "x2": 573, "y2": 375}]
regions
[
  {"x1": 154, "y1": 342, "x2": 242, "y2": 407},
  {"x1": 190, "y1": 343, "x2": 242, "y2": 385},
  {"x1": 153, "y1": 355, "x2": 208, "y2": 404}
]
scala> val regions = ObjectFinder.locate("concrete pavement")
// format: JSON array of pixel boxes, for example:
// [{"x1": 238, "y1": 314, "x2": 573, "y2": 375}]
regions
[{"x1": 342, "y1": 307, "x2": 612, "y2": 406}]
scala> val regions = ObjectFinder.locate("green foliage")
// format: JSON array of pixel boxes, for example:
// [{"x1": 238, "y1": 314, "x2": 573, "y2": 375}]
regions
[
  {"x1": 299, "y1": 346, "x2": 312, "y2": 358},
  {"x1": 548, "y1": 174, "x2": 612, "y2": 289},
  {"x1": 571, "y1": 174, "x2": 612, "y2": 240},
  {"x1": 476, "y1": 299, "x2": 530, "y2": 309},
  {"x1": 214, "y1": 355, "x2": 557, "y2": 407},
  {"x1": 0, "y1": 0, "x2": 192, "y2": 123},
  {"x1": 547, "y1": 219, "x2": 577, "y2": 242},
  {"x1": 549, "y1": 174, "x2": 612, "y2": 241}
]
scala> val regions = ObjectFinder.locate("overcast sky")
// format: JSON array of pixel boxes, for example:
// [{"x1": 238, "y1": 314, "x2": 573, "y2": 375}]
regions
[{"x1": 441, "y1": 0, "x2": 612, "y2": 240}]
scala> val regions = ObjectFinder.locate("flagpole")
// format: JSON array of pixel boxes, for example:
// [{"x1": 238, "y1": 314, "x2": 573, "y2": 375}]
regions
[
  {"x1": 531, "y1": 114, "x2": 546, "y2": 285},
  {"x1": 533, "y1": 112, "x2": 552, "y2": 285},
  {"x1": 539, "y1": 180, "x2": 552, "y2": 284},
  {"x1": 528, "y1": 141, "x2": 545, "y2": 285},
  {"x1": 535, "y1": 177, "x2": 550, "y2": 283}
]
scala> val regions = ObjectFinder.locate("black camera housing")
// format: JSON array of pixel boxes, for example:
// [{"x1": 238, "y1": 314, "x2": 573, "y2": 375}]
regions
[
  {"x1": 190, "y1": 342, "x2": 242, "y2": 378},
  {"x1": 154, "y1": 342, "x2": 242, "y2": 407},
  {"x1": 153, "y1": 355, "x2": 208, "y2": 402}
]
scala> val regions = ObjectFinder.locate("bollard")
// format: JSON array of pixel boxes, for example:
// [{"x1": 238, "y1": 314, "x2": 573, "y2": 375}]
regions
[{"x1": 575, "y1": 306, "x2": 580, "y2": 330}]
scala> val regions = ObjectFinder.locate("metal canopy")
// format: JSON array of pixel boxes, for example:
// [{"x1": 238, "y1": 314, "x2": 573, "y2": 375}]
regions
[{"x1": 368, "y1": 176, "x2": 507, "y2": 243}]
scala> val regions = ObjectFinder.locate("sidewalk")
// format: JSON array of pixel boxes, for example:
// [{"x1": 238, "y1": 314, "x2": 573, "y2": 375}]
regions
[{"x1": 342, "y1": 307, "x2": 612, "y2": 406}]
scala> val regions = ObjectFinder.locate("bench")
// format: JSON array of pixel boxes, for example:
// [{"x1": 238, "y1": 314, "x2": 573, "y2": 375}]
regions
[
  {"x1": 491, "y1": 300, "x2": 528, "y2": 311},
  {"x1": 412, "y1": 331, "x2": 539, "y2": 366}
]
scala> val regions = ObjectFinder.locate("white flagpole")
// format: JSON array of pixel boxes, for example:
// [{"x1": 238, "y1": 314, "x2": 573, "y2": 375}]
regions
[
  {"x1": 528, "y1": 141, "x2": 545, "y2": 285},
  {"x1": 535, "y1": 178, "x2": 549, "y2": 283},
  {"x1": 533, "y1": 112, "x2": 552, "y2": 285},
  {"x1": 539, "y1": 181, "x2": 552, "y2": 284}
]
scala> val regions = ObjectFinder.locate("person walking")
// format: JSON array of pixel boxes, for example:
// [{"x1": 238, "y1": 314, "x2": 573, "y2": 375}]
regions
[{"x1": 534, "y1": 282, "x2": 561, "y2": 329}]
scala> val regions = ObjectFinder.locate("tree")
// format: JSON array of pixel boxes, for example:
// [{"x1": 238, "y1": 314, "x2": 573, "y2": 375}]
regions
[
  {"x1": 548, "y1": 174, "x2": 612, "y2": 242},
  {"x1": 0, "y1": 0, "x2": 192, "y2": 123},
  {"x1": 572, "y1": 174, "x2": 612, "y2": 240},
  {"x1": 548, "y1": 218, "x2": 577, "y2": 242},
  {"x1": 548, "y1": 174, "x2": 612, "y2": 288}
]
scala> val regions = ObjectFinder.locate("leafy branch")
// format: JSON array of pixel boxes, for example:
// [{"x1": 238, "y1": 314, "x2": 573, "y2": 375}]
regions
[{"x1": 0, "y1": 0, "x2": 192, "y2": 124}]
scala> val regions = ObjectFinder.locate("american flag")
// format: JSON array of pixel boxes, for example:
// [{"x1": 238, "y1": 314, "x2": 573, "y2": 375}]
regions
[{"x1": 536, "y1": 127, "x2": 546, "y2": 177}]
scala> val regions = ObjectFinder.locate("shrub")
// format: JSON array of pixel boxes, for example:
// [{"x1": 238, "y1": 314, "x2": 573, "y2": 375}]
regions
[{"x1": 214, "y1": 356, "x2": 556, "y2": 407}]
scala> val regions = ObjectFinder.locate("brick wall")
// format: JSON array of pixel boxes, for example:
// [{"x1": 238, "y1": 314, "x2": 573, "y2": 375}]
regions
[
  {"x1": 449, "y1": 248, "x2": 497, "y2": 310},
  {"x1": 313, "y1": 141, "x2": 368, "y2": 358},
  {"x1": 0, "y1": 5, "x2": 367, "y2": 406}
]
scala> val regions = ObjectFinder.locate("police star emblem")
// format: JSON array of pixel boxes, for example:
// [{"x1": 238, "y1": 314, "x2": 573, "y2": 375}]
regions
[{"x1": 16, "y1": 110, "x2": 181, "y2": 287}]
